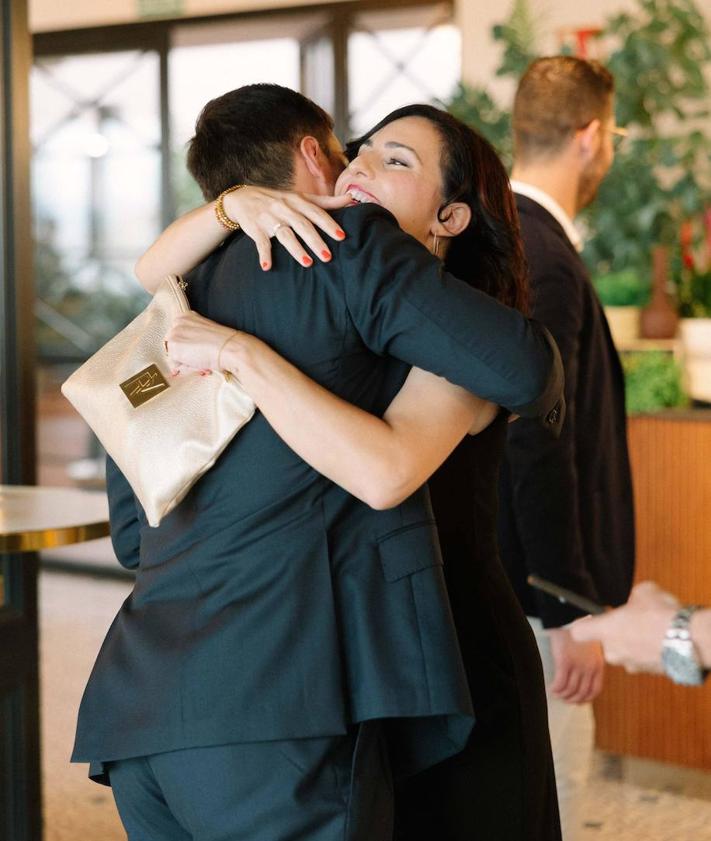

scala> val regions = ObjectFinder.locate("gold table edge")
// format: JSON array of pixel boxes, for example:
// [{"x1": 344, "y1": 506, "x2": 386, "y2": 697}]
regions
[{"x1": 0, "y1": 520, "x2": 111, "y2": 553}]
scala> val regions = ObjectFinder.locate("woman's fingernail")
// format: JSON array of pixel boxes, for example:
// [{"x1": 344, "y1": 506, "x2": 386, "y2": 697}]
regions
[
  {"x1": 321, "y1": 250, "x2": 332, "y2": 261},
  {"x1": 302, "y1": 255, "x2": 313, "y2": 266},
  {"x1": 261, "y1": 261, "x2": 270, "y2": 270},
  {"x1": 335, "y1": 229, "x2": 346, "y2": 240}
]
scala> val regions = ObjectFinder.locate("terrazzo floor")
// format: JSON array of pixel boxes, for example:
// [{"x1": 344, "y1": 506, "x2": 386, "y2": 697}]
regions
[{"x1": 40, "y1": 566, "x2": 711, "y2": 841}]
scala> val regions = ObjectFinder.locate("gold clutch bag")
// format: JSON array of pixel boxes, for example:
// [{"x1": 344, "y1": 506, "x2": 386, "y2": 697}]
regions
[{"x1": 61, "y1": 275, "x2": 256, "y2": 527}]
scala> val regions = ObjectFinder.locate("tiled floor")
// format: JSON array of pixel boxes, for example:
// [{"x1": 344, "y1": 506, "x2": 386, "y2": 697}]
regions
[{"x1": 40, "y1": 567, "x2": 711, "y2": 841}]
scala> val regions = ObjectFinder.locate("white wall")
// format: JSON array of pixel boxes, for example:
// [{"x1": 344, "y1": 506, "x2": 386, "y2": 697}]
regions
[{"x1": 29, "y1": 0, "x2": 350, "y2": 32}]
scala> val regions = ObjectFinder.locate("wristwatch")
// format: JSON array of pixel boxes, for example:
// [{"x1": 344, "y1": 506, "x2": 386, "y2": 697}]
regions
[{"x1": 661, "y1": 606, "x2": 709, "y2": 686}]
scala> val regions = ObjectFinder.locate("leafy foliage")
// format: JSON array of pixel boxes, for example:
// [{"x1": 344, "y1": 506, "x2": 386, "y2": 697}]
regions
[
  {"x1": 34, "y1": 219, "x2": 148, "y2": 360},
  {"x1": 447, "y1": 0, "x2": 711, "y2": 307},
  {"x1": 491, "y1": 0, "x2": 542, "y2": 80},
  {"x1": 582, "y1": 0, "x2": 711, "y2": 283},
  {"x1": 593, "y1": 269, "x2": 649, "y2": 307},
  {"x1": 447, "y1": 84, "x2": 513, "y2": 167},
  {"x1": 677, "y1": 269, "x2": 711, "y2": 317},
  {"x1": 621, "y1": 350, "x2": 688, "y2": 413}
]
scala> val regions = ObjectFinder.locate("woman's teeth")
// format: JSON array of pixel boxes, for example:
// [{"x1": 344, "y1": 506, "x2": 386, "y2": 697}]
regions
[{"x1": 348, "y1": 189, "x2": 376, "y2": 204}]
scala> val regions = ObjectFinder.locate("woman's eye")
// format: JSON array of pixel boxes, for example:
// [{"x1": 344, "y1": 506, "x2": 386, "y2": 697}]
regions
[{"x1": 386, "y1": 157, "x2": 408, "y2": 167}]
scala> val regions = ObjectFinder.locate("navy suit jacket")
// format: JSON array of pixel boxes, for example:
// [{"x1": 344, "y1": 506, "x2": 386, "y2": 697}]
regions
[
  {"x1": 73, "y1": 204, "x2": 563, "y2": 780},
  {"x1": 499, "y1": 195, "x2": 635, "y2": 627}
]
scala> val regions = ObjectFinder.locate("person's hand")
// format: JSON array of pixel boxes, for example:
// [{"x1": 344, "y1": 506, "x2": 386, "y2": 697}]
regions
[
  {"x1": 164, "y1": 312, "x2": 238, "y2": 375},
  {"x1": 224, "y1": 186, "x2": 353, "y2": 270},
  {"x1": 570, "y1": 581, "x2": 680, "y2": 675},
  {"x1": 548, "y1": 626, "x2": 605, "y2": 703}
]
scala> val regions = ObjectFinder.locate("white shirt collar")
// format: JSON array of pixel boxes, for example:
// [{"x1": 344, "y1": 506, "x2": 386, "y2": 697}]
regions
[{"x1": 511, "y1": 180, "x2": 583, "y2": 253}]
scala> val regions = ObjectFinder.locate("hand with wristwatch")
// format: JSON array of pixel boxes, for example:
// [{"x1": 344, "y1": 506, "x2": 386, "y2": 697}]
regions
[{"x1": 569, "y1": 581, "x2": 710, "y2": 685}]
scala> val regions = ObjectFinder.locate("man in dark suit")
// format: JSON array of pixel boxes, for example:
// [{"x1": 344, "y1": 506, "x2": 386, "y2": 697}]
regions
[
  {"x1": 72, "y1": 84, "x2": 564, "y2": 841},
  {"x1": 498, "y1": 57, "x2": 635, "y2": 835}
]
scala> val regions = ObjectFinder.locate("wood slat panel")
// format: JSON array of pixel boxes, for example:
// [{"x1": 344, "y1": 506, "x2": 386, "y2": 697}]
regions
[{"x1": 594, "y1": 413, "x2": 711, "y2": 769}]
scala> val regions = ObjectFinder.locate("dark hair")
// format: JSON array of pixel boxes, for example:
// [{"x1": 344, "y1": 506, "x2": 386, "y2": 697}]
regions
[
  {"x1": 187, "y1": 83, "x2": 335, "y2": 200},
  {"x1": 513, "y1": 56, "x2": 614, "y2": 163},
  {"x1": 347, "y1": 104, "x2": 528, "y2": 312}
]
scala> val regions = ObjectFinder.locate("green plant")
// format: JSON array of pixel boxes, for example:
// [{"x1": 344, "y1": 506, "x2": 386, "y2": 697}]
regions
[
  {"x1": 447, "y1": 84, "x2": 513, "y2": 166},
  {"x1": 582, "y1": 0, "x2": 711, "y2": 281},
  {"x1": 491, "y1": 0, "x2": 542, "y2": 80},
  {"x1": 445, "y1": 0, "x2": 544, "y2": 167},
  {"x1": 446, "y1": 0, "x2": 711, "y2": 295},
  {"x1": 593, "y1": 270, "x2": 649, "y2": 307},
  {"x1": 621, "y1": 350, "x2": 688, "y2": 412},
  {"x1": 34, "y1": 217, "x2": 148, "y2": 360},
  {"x1": 677, "y1": 269, "x2": 711, "y2": 317}
]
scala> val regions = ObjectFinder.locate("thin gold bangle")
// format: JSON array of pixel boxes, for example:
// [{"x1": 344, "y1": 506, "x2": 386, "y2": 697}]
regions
[
  {"x1": 216, "y1": 330, "x2": 238, "y2": 373},
  {"x1": 214, "y1": 185, "x2": 245, "y2": 232}
]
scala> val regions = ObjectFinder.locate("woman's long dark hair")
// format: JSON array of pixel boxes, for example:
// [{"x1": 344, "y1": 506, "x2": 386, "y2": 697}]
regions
[{"x1": 346, "y1": 104, "x2": 529, "y2": 313}]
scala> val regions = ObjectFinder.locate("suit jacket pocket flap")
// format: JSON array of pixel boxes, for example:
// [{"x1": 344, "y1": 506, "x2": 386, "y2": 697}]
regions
[{"x1": 377, "y1": 521, "x2": 442, "y2": 582}]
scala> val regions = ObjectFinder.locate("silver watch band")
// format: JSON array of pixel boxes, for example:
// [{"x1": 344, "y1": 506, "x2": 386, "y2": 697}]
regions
[{"x1": 662, "y1": 605, "x2": 708, "y2": 686}]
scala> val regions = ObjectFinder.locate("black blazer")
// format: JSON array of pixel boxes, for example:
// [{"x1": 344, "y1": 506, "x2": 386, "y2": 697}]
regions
[
  {"x1": 498, "y1": 194, "x2": 635, "y2": 627},
  {"x1": 73, "y1": 204, "x2": 563, "y2": 780}
]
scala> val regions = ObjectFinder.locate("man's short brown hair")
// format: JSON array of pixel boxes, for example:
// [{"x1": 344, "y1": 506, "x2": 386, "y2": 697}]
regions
[
  {"x1": 187, "y1": 83, "x2": 335, "y2": 200},
  {"x1": 513, "y1": 56, "x2": 614, "y2": 163}
]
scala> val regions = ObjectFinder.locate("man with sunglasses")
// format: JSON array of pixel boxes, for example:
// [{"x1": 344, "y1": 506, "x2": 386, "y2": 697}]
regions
[{"x1": 498, "y1": 55, "x2": 635, "y2": 837}]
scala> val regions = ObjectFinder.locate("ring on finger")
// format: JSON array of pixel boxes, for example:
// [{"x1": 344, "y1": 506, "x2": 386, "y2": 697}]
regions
[{"x1": 271, "y1": 222, "x2": 288, "y2": 238}]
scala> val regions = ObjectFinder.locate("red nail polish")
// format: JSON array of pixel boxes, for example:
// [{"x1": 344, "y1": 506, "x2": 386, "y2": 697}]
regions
[
  {"x1": 321, "y1": 250, "x2": 332, "y2": 260},
  {"x1": 335, "y1": 229, "x2": 346, "y2": 240},
  {"x1": 302, "y1": 255, "x2": 313, "y2": 266},
  {"x1": 261, "y1": 261, "x2": 270, "y2": 270}
]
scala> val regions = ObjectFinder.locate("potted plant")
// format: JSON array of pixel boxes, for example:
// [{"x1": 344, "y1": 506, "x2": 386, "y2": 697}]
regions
[
  {"x1": 448, "y1": 0, "x2": 711, "y2": 348},
  {"x1": 582, "y1": 0, "x2": 711, "y2": 329},
  {"x1": 621, "y1": 350, "x2": 688, "y2": 413},
  {"x1": 592, "y1": 269, "x2": 648, "y2": 347},
  {"x1": 676, "y1": 215, "x2": 711, "y2": 401}
]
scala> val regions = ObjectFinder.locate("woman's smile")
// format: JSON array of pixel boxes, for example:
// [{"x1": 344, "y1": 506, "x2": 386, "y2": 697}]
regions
[
  {"x1": 335, "y1": 116, "x2": 445, "y2": 246},
  {"x1": 344, "y1": 184, "x2": 381, "y2": 205}
]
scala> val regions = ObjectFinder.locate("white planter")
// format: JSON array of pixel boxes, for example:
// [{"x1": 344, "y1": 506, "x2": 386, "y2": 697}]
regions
[
  {"x1": 604, "y1": 306, "x2": 640, "y2": 349},
  {"x1": 680, "y1": 318, "x2": 711, "y2": 402}
]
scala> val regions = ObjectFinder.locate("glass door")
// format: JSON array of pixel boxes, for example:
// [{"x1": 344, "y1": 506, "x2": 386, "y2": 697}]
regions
[{"x1": 31, "y1": 49, "x2": 162, "y2": 489}]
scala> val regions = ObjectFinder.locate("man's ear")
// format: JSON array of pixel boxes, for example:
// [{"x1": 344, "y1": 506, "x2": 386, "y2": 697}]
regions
[
  {"x1": 432, "y1": 202, "x2": 472, "y2": 240},
  {"x1": 576, "y1": 118, "x2": 601, "y2": 162},
  {"x1": 298, "y1": 135, "x2": 329, "y2": 181}
]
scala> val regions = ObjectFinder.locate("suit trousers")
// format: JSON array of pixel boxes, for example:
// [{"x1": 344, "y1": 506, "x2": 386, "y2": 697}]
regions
[
  {"x1": 529, "y1": 618, "x2": 595, "y2": 840},
  {"x1": 107, "y1": 722, "x2": 392, "y2": 841}
]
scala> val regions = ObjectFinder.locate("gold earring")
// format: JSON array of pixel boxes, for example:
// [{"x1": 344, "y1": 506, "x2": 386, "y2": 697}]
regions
[{"x1": 433, "y1": 232, "x2": 439, "y2": 258}]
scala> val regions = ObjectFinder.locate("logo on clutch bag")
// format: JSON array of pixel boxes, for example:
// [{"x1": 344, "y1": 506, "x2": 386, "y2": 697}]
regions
[{"x1": 120, "y1": 364, "x2": 170, "y2": 408}]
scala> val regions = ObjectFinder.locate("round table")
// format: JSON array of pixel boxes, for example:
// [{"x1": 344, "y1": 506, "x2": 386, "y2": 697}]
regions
[{"x1": 0, "y1": 485, "x2": 110, "y2": 553}]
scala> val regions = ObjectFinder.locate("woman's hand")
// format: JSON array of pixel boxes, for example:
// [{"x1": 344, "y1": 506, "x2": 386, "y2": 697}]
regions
[
  {"x1": 164, "y1": 312, "x2": 238, "y2": 375},
  {"x1": 224, "y1": 186, "x2": 352, "y2": 270}
]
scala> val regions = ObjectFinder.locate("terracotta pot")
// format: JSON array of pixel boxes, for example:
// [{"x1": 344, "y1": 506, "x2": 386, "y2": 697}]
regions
[
  {"x1": 640, "y1": 246, "x2": 679, "y2": 339},
  {"x1": 680, "y1": 317, "x2": 711, "y2": 402}
]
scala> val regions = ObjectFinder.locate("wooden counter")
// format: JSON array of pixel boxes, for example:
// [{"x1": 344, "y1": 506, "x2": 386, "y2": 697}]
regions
[{"x1": 594, "y1": 411, "x2": 711, "y2": 769}]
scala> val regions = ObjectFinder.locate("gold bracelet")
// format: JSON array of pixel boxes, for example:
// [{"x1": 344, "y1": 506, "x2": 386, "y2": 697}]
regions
[
  {"x1": 217, "y1": 330, "x2": 238, "y2": 373},
  {"x1": 214, "y1": 185, "x2": 245, "y2": 232}
]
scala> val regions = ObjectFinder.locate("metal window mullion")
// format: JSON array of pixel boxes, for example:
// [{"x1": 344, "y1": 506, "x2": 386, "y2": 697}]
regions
[
  {"x1": 331, "y1": 9, "x2": 351, "y2": 142},
  {"x1": 159, "y1": 30, "x2": 174, "y2": 229},
  {"x1": 0, "y1": 0, "x2": 35, "y2": 487}
]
